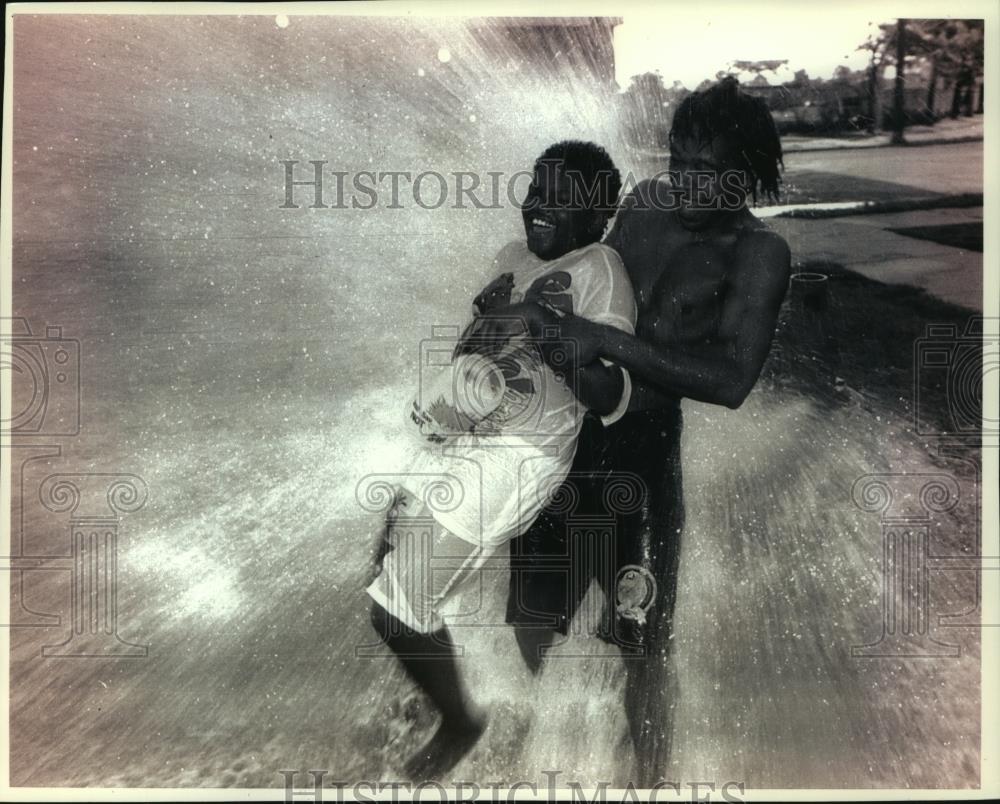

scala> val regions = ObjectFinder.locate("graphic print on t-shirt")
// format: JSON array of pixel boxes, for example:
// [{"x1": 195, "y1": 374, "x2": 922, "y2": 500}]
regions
[
  {"x1": 524, "y1": 270, "x2": 574, "y2": 316},
  {"x1": 471, "y1": 266, "x2": 580, "y2": 438},
  {"x1": 418, "y1": 241, "x2": 635, "y2": 446}
]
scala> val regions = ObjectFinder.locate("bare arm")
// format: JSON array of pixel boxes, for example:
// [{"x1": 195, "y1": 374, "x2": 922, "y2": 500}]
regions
[
  {"x1": 567, "y1": 232, "x2": 790, "y2": 409},
  {"x1": 572, "y1": 359, "x2": 625, "y2": 417},
  {"x1": 464, "y1": 301, "x2": 625, "y2": 416}
]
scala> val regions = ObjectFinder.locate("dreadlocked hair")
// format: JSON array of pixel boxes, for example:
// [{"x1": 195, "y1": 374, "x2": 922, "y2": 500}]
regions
[{"x1": 670, "y1": 75, "x2": 783, "y2": 203}]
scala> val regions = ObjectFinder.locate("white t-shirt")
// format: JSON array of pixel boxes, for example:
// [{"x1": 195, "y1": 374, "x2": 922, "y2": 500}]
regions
[
  {"x1": 401, "y1": 240, "x2": 636, "y2": 548},
  {"x1": 413, "y1": 240, "x2": 637, "y2": 457}
]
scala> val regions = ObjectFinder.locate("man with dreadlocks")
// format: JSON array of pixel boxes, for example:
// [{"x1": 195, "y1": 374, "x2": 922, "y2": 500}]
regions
[{"x1": 506, "y1": 76, "x2": 791, "y2": 781}]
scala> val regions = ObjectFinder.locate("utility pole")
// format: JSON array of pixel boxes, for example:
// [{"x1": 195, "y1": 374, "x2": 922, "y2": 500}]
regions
[
  {"x1": 926, "y1": 55, "x2": 937, "y2": 118},
  {"x1": 891, "y1": 18, "x2": 907, "y2": 144}
]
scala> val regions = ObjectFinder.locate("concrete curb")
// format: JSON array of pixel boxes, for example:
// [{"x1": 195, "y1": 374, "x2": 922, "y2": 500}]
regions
[
  {"x1": 636, "y1": 135, "x2": 983, "y2": 159},
  {"x1": 768, "y1": 193, "x2": 983, "y2": 219},
  {"x1": 782, "y1": 134, "x2": 984, "y2": 154}
]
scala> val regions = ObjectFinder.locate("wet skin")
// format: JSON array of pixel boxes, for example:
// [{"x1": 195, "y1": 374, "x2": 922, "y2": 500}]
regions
[
  {"x1": 563, "y1": 133, "x2": 791, "y2": 411},
  {"x1": 515, "y1": 134, "x2": 791, "y2": 782}
]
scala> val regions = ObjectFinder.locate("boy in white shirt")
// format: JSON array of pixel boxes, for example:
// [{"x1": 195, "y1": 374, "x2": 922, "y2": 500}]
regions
[{"x1": 366, "y1": 141, "x2": 636, "y2": 779}]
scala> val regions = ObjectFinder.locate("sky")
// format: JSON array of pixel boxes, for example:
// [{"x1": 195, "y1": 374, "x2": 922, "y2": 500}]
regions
[{"x1": 614, "y1": 7, "x2": 897, "y2": 88}]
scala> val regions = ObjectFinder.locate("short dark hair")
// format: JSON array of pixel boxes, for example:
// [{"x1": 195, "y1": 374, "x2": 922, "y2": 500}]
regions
[
  {"x1": 534, "y1": 139, "x2": 622, "y2": 220},
  {"x1": 670, "y1": 76, "x2": 783, "y2": 203}
]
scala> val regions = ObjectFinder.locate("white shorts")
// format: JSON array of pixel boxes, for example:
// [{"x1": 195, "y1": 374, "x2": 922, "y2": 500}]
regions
[
  {"x1": 365, "y1": 490, "x2": 495, "y2": 633},
  {"x1": 403, "y1": 433, "x2": 570, "y2": 549},
  {"x1": 365, "y1": 434, "x2": 572, "y2": 632}
]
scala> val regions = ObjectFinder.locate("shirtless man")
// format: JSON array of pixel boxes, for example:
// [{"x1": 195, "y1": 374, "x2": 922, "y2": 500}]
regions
[{"x1": 506, "y1": 76, "x2": 792, "y2": 781}]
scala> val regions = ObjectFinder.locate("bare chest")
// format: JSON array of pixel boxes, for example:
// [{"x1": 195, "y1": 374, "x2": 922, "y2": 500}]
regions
[{"x1": 632, "y1": 241, "x2": 732, "y2": 343}]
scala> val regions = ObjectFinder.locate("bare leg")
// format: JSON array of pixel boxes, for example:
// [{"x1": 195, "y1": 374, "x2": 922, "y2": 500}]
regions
[
  {"x1": 623, "y1": 637, "x2": 679, "y2": 787},
  {"x1": 610, "y1": 409, "x2": 684, "y2": 785},
  {"x1": 369, "y1": 603, "x2": 487, "y2": 780},
  {"x1": 616, "y1": 558, "x2": 682, "y2": 785}
]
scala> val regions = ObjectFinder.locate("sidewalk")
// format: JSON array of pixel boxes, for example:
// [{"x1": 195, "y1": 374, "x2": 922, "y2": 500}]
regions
[
  {"x1": 767, "y1": 205, "x2": 983, "y2": 311},
  {"x1": 758, "y1": 140, "x2": 983, "y2": 219},
  {"x1": 782, "y1": 115, "x2": 984, "y2": 153},
  {"x1": 757, "y1": 193, "x2": 982, "y2": 221}
]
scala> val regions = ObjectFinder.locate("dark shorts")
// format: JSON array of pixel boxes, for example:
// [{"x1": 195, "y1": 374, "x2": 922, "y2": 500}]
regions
[{"x1": 505, "y1": 405, "x2": 685, "y2": 652}]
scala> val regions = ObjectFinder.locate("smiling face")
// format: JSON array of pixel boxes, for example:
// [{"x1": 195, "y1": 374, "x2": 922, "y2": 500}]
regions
[
  {"x1": 521, "y1": 165, "x2": 600, "y2": 260},
  {"x1": 669, "y1": 132, "x2": 750, "y2": 231}
]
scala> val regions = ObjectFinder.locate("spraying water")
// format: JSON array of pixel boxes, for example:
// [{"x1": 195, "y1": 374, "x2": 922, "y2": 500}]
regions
[{"x1": 9, "y1": 13, "x2": 980, "y2": 789}]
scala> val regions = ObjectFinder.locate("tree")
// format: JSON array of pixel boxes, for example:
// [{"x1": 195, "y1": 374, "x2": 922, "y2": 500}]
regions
[
  {"x1": 833, "y1": 65, "x2": 853, "y2": 83},
  {"x1": 919, "y1": 20, "x2": 983, "y2": 117},
  {"x1": 865, "y1": 19, "x2": 985, "y2": 122},
  {"x1": 910, "y1": 20, "x2": 953, "y2": 114},
  {"x1": 620, "y1": 71, "x2": 678, "y2": 148},
  {"x1": 857, "y1": 28, "x2": 890, "y2": 133},
  {"x1": 731, "y1": 59, "x2": 789, "y2": 76}
]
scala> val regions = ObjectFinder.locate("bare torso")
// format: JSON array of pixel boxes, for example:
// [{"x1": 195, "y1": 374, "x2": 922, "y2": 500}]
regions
[{"x1": 607, "y1": 181, "x2": 781, "y2": 411}]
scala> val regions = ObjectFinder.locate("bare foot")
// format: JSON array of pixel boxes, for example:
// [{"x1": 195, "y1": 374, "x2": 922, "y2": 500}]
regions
[{"x1": 403, "y1": 708, "x2": 488, "y2": 781}]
